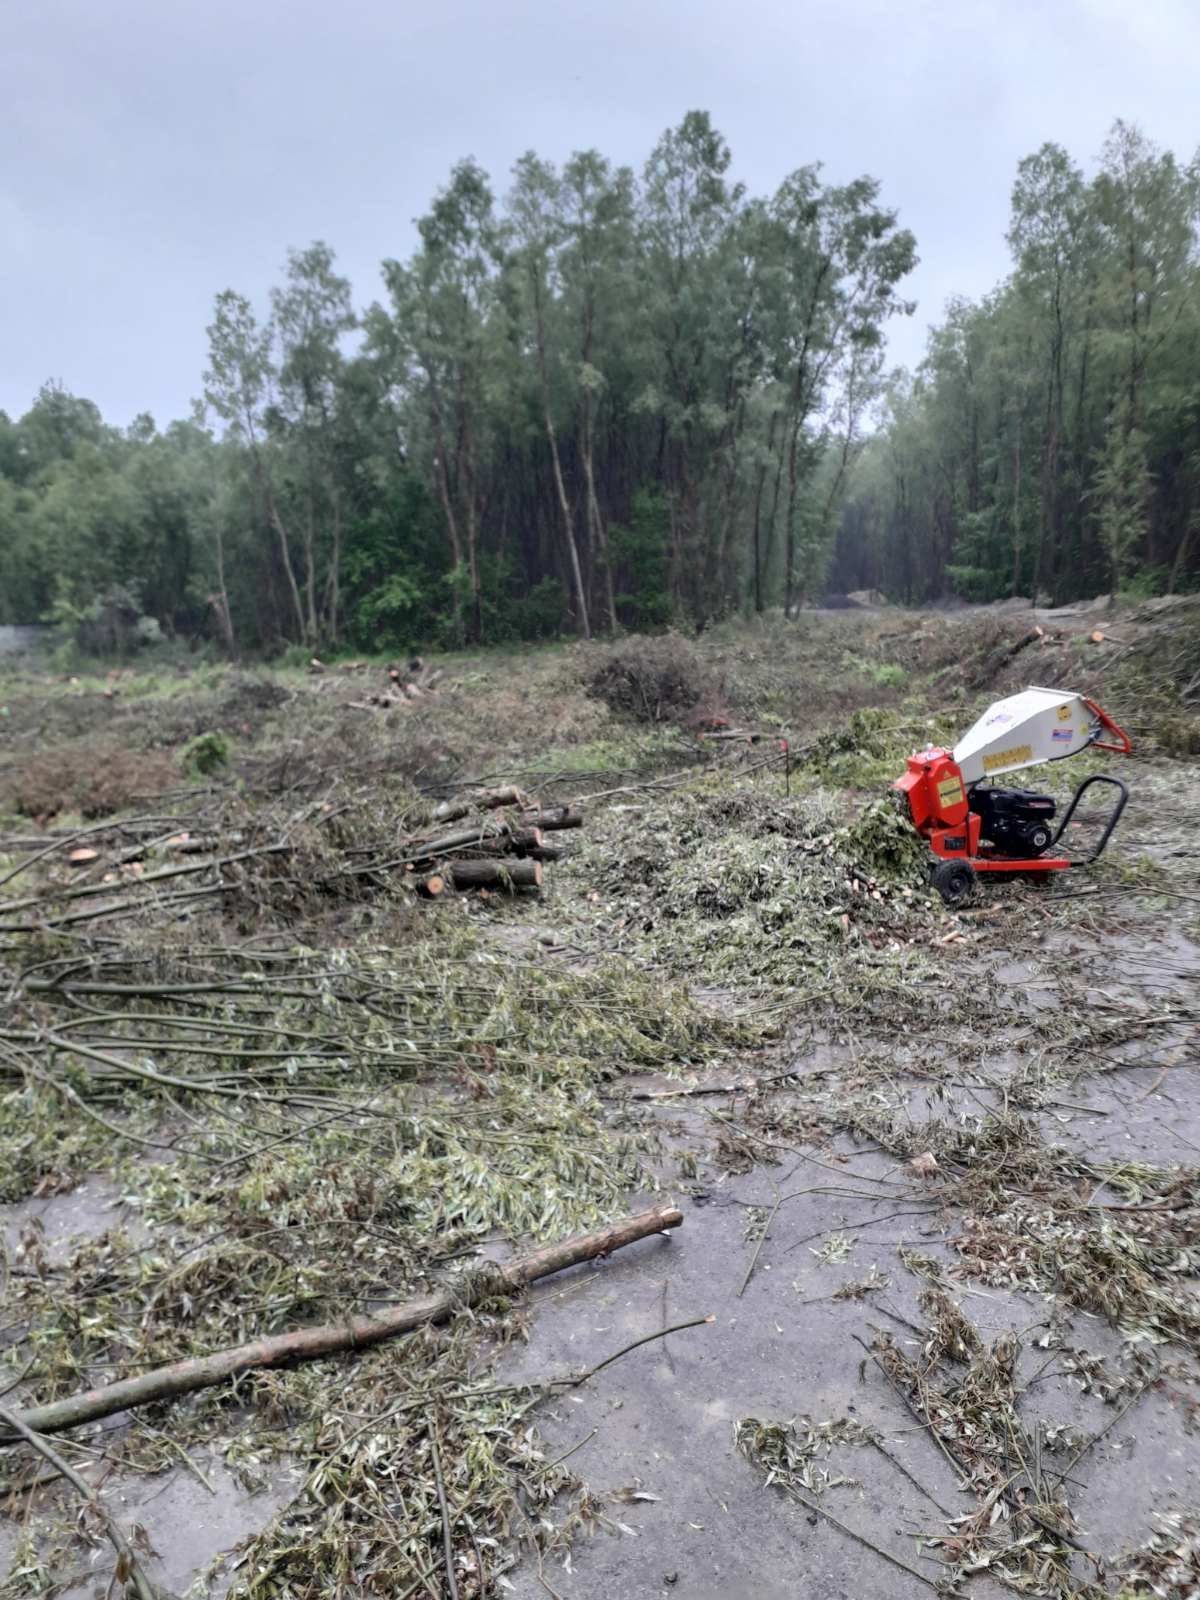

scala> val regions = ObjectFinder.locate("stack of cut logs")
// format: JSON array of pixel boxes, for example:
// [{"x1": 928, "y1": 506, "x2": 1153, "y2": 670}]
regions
[
  {"x1": 346, "y1": 657, "x2": 445, "y2": 711},
  {"x1": 399, "y1": 786, "x2": 581, "y2": 898}
]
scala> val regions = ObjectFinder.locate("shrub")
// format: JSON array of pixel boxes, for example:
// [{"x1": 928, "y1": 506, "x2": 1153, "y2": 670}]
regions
[
  {"x1": 584, "y1": 632, "x2": 724, "y2": 724},
  {"x1": 181, "y1": 730, "x2": 232, "y2": 776}
]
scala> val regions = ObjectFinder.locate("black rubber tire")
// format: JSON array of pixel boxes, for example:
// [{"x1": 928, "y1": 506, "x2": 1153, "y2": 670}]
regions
[{"x1": 931, "y1": 858, "x2": 977, "y2": 908}]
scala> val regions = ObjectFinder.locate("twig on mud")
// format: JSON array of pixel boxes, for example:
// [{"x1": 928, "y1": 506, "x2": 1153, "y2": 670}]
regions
[
  {"x1": 1057, "y1": 1385, "x2": 1147, "y2": 1485},
  {"x1": 338, "y1": 1315, "x2": 713, "y2": 1453},
  {"x1": 616, "y1": 1066, "x2": 806, "y2": 1101},
  {"x1": 0, "y1": 1465, "x2": 67, "y2": 1496},
  {"x1": 395, "y1": 1557, "x2": 446, "y2": 1600},
  {"x1": 736, "y1": 1417, "x2": 941, "y2": 1590},
  {"x1": 852, "y1": 1335, "x2": 967, "y2": 1488},
  {"x1": 737, "y1": 1185, "x2": 909, "y2": 1297},
  {"x1": 0, "y1": 1400, "x2": 163, "y2": 1600},
  {"x1": 429, "y1": 1428, "x2": 461, "y2": 1600},
  {"x1": 133, "y1": 1419, "x2": 217, "y2": 1495},
  {"x1": 870, "y1": 1437, "x2": 954, "y2": 1517}
]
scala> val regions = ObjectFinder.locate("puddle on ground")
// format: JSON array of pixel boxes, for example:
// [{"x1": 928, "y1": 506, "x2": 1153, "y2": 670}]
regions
[
  {"x1": 0, "y1": 1449, "x2": 299, "y2": 1597},
  {"x1": 0, "y1": 1175, "x2": 144, "y2": 1267}
]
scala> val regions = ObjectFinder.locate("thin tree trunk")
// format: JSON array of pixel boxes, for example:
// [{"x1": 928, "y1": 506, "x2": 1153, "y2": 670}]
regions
[
  {"x1": 246, "y1": 405, "x2": 306, "y2": 643},
  {"x1": 212, "y1": 524, "x2": 236, "y2": 657},
  {"x1": 461, "y1": 406, "x2": 483, "y2": 644},
  {"x1": 303, "y1": 488, "x2": 318, "y2": 643},
  {"x1": 711, "y1": 395, "x2": 745, "y2": 617},
  {"x1": 326, "y1": 479, "x2": 342, "y2": 642},
  {"x1": 1011, "y1": 417, "x2": 1023, "y2": 598},
  {"x1": 762, "y1": 417, "x2": 787, "y2": 605},
  {"x1": 581, "y1": 386, "x2": 616, "y2": 631},
  {"x1": 1168, "y1": 516, "x2": 1196, "y2": 595},
  {"x1": 420, "y1": 355, "x2": 466, "y2": 637},
  {"x1": 784, "y1": 409, "x2": 803, "y2": 616},
  {"x1": 531, "y1": 269, "x2": 589, "y2": 639},
  {"x1": 750, "y1": 410, "x2": 779, "y2": 614},
  {"x1": 266, "y1": 490, "x2": 306, "y2": 644},
  {"x1": 546, "y1": 407, "x2": 590, "y2": 638}
]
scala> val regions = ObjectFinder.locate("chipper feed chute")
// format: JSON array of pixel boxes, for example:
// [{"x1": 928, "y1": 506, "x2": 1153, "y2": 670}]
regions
[
  {"x1": 953, "y1": 688, "x2": 1101, "y2": 784},
  {"x1": 893, "y1": 687, "x2": 1132, "y2": 907}
]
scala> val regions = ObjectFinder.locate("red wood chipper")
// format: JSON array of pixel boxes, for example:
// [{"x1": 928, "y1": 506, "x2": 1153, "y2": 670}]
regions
[{"x1": 893, "y1": 687, "x2": 1133, "y2": 906}]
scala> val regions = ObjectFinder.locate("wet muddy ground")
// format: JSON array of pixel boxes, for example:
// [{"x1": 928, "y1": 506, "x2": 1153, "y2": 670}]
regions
[
  {"x1": 489, "y1": 832, "x2": 1200, "y2": 1595},
  {"x1": 6, "y1": 889, "x2": 1196, "y2": 1597},
  {"x1": 3, "y1": 637, "x2": 1199, "y2": 1596}
]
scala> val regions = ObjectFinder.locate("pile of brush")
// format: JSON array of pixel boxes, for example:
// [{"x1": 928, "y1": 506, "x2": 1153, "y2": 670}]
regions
[
  {"x1": 344, "y1": 656, "x2": 446, "y2": 711},
  {"x1": 0, "y1": 784, "x2": 577, "y2": 939}
]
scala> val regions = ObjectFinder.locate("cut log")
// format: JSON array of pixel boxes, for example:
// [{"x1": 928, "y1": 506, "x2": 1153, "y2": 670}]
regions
[
  {"x1": 165, "y1": 836, "x2": 221, "y2": 855},
  {"x1": 416, "y1": 874, "x2": 446, "y2": 898},
  {"x1": 66, "y1": 848, "x2": 100, "y2": 868},
  {"x1": 448, "y1": 858, "x2": 542, "y2": 892},
  {"x1": 432, "y1": 786, "x2": 526, "y2": 826},
  {"x1": 0, "y1": 1206, "x2": 682, "y2": 1440},
  {"x1": 527, "y1": 844, "x2": 563, "y2": 863},
  {"x1": 467, "y1": 828, "x2": 544, "y2": 858},
  {"x1": 520, "y1": 806, "x2": 583, "y2": 832},
  {"x1": 404, "y1": 822, "x2": 511, "y2": 862}
]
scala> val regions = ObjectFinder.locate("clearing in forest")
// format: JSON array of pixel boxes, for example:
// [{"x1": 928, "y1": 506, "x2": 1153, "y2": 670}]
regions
[{"x1": 2, "y1": 602, "x2": 1200, "y2": 1599}]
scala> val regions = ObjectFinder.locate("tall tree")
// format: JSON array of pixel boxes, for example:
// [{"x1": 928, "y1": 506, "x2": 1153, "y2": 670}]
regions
[
  {"x1": 271, "y1": 242, "x2": 357, "y2": 642},
  {"x1": 202, "y1": 291, "x2": 307, "y2": 643},
  {"x1": 507, "y1": 154, "x2": 590, "y2": 636}
]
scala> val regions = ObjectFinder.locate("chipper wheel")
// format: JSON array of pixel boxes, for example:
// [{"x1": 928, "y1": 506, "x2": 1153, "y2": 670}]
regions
[{"x1": 931, "y1": 858, "x2": 977, "y2": 908}]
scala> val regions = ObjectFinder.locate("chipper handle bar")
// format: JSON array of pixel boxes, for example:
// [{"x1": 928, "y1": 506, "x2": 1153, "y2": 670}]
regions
[{"x1": 1083, "y1": 698, "x2": 1132, "y2": 756}]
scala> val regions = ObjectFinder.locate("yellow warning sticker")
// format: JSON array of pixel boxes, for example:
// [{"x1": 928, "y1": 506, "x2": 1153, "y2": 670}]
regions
[
  {"x1": 983, "y1": 743, "x2": 1033, "y2": 773},
  {"x1": 937, "y1": 777, "x2": 964, "y2": 807},
  {"x1": 1057, "y1": 704, "x2": 1071, "y2": 721}
]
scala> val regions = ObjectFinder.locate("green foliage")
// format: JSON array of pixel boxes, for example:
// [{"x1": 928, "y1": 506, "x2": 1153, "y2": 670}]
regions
[
  {"x1": 835, "y1": 120, "x2": 1200, "y2": 604},
  {"x1": 1119, "y1": 564, "x2": 1169, "y2": 599},
  {"x1": 342, "y1": 469, "x2": 446, "y2": 651},
  {"x1": 610, "y1": 490, "x2": 672, "y2": 630},
  {"x1": 1, "y1": 113, "x2": 918, "y2": 653},
  {"x1": 844, "y1": 656, "x2": 906, "y2": 689},
  {"x1": 473, "y1": 558, "x2": 568, "y2": 644},
  {"x1": 181, "y1": 730, "x2": 232, "y2": 775}
]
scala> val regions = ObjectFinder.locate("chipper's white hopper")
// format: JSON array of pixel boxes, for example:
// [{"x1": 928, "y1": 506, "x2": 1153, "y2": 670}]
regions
[{"x1": 953, "y1": 687, "x2": 1098, "y2": 786}]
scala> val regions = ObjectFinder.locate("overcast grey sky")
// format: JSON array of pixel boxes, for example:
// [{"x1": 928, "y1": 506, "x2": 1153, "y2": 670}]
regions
[{"x1": 4, "y1": 0, "x2": 1198, "y2": 428}]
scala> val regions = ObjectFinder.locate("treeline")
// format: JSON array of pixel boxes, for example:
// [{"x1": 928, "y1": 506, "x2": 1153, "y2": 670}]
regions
[
  {"x1": 833, "y1": 121, "x2": 1200, "y2": 605},
  {"x1": 0, "y1": 112, "x2": 915, "y2": 652}
]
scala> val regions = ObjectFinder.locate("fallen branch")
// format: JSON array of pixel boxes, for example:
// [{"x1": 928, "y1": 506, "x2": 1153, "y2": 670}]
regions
[
  {"x1": 1, "y1": 1205, "x2": 683, "y2": 1439},
  {"x1": 432, "y1": 786, "x2": 527, "y2": 825}
]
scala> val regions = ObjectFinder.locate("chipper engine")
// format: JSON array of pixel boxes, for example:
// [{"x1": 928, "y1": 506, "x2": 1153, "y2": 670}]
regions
[{"x1": 893, "y1": 687, "x2": 1132, "y2": 906}]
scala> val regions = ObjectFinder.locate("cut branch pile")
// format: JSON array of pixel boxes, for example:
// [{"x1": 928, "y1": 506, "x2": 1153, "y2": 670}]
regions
[
  {"x1": 345, "y1": 655, "x2": 446, "y2": 710},
  {"x1": 393, "y1": 787, "x2": 582, "y2": 898},
  {"x1": 0, "y1": 784, "x2": 581, "y2": 935}
]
